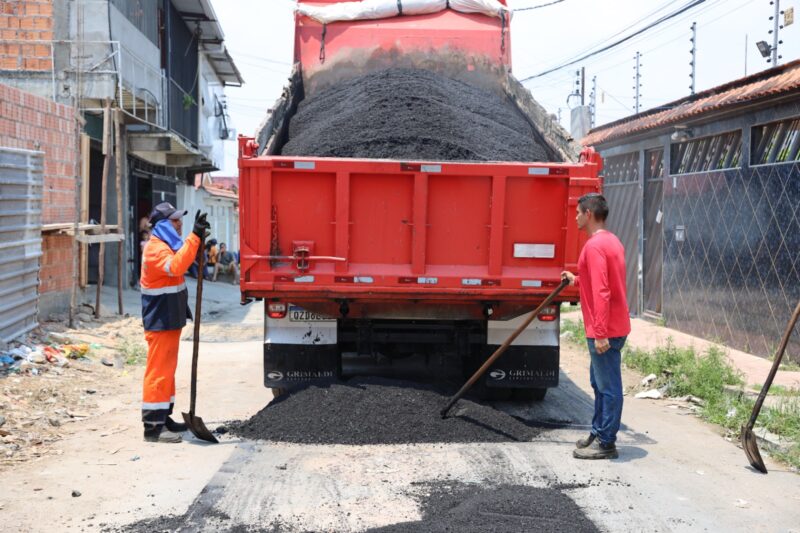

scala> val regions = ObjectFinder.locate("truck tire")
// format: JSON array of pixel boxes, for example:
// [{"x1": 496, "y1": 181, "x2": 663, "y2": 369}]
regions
[
  {"x1": 270, "y1": 387, "x2": 288, "y2": 399},
  {"x1": 512, "y1": 388, "x2": 547, "y2": 402}
]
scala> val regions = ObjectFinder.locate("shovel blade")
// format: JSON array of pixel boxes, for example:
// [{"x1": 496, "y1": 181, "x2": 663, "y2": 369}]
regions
[
  {"x1": 741, "y1": 425, "x2": 767, "y2": 474},
  {"x1": 182, "y1": 411, "x2": 218, "y2": 443}
]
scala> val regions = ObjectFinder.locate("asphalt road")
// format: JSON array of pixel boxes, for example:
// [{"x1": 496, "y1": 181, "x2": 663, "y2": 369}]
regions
[{"x1": 1, "y1": 283, "x2": 798, "y2": 532}]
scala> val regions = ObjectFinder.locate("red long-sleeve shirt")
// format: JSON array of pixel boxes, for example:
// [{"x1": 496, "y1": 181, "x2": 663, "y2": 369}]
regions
[{"x1": 575, "y1": 230, "x2": 631, "y2": 339}]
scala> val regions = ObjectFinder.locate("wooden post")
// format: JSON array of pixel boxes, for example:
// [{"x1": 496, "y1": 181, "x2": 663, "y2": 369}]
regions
[
  {"x1": 115, "y1": 109, "x2": 124, "y2": 315},
  {"x1": 79, "y1": 133, "x2": 90, "y2": 287},
  {"x1": 95, "y1": 99, "x2": 112, "y2": 318}
]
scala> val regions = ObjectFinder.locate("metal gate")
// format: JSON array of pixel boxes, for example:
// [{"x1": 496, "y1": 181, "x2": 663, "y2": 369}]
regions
[
  {"x1": 643, "y1": 148, "x2": 664, "y2": 314},
  {"x1": 0, "y1": 148, "x2": 43, "y2": 342},
  {"x1": 603, "y1": 152, "x2": 640, "y2": 314}
]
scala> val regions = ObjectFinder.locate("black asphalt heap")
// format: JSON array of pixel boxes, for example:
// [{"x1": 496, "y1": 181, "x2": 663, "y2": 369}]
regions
[
  {"x1": 281, "y1": 68, "x2": 551, "y2": 162},
  {"x1": 228, "y1": 377, "x2": 539, "y2": 445},
  {"x1": 367, "y1": 482, "x2": 600, "y2": 533}
]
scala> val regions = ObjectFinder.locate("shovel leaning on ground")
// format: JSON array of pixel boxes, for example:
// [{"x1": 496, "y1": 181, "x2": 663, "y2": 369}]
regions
[
  {"x1": 182, "y1": 237, "x2": 219, "y2": 443},
  {"x1": 440, "y1": 278, "x2": 571, "y2": 418},
  {"x1": 741, "y1": 299, "x2": 800, "y2": 473}
]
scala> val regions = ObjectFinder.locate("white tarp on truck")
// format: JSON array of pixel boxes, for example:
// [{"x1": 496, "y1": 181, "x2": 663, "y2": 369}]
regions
[{"x1": 297, "y1": 0, "x2": 511, "y2": 24}]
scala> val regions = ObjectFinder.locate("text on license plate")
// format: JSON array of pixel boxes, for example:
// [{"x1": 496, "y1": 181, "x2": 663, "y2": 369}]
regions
[{"x1": 288, "y1": 306, "x2": 334, "y2": 322}]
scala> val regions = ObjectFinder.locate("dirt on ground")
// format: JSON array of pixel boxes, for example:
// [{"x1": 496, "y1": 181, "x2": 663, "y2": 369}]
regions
[
  {"x1": 281, "y1": 68, "x2": 551, "y2": 162},
  {"x1": 228, "y1": 377, "x2": 540, "y2": 445},
  {"x1": 0, "y1": 309, "x2": 146, "y2": 469}
]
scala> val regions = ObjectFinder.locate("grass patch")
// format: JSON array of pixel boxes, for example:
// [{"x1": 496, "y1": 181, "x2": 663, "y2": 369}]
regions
[
  {"x1": 624, "y1": 342, "x2": 800, "y2": 470},
  {"x1": 118, "y1": 337, "x2": 147, "y2": 365},
  {"x1": 561, "y1": 318, "x2": 586, "y2": 346},
  {"x1": 560, "y1": 302, "x2": 581, "y2": 313}
]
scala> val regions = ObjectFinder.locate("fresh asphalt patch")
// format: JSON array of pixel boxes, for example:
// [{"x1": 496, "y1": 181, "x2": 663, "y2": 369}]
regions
[
  {"x1": 281, "y1": 68, "x2": 552, "y2": 162},
  {"x1": 227, "y1": 377, "x2": 541, "y2": 445},
  {"x1": 365, "y1": 481, "x2": 600, "y2": 533}
]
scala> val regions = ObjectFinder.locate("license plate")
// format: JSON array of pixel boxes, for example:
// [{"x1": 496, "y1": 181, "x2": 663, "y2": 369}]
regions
[{"x1": 288, "y1": 306, "x2": 334, "y2": 322}]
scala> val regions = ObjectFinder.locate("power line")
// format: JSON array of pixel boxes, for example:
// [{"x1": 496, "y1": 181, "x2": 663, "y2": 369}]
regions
[
  {"x1": 514, "y1": 0, "x2": 566, "y2": 12},
  {"x1": 520, "y1": 0, "x2": 710, "y2": 81}
]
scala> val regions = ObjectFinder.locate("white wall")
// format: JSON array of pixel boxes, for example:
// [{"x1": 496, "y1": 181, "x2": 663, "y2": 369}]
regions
[
  {"x1": 177, "y1": 183, "x2": 239, "y2": 253},
  {"x1": 198, "y1": 54, "x2": 229, "y2": 170}
]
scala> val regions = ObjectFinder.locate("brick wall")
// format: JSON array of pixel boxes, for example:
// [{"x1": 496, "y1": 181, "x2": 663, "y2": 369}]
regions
[
  {"x1": 0, "y1": 82, "x2": 77, "y2": 300},
  {"x1": 0, "y1": 1, "x2": 54, "y2": 71}
]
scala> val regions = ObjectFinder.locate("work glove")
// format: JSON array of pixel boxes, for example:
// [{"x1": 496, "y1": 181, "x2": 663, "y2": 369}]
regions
[{"x1": 193, "y1": 210, "x2": 211, "y2": 239}]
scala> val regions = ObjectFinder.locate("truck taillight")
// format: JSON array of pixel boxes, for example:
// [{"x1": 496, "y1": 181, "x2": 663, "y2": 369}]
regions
[
  {"x1": 267, "y1": 302, "x2": 287, "y2": 319},
  {"x1": 537, "y1": 305, "x2": 558, "y2": 322}
]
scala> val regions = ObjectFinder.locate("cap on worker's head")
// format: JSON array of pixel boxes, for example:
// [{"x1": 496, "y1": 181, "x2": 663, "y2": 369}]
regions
[{"x1": 149, "y1": 202, "x2": 188, "y2": 224}]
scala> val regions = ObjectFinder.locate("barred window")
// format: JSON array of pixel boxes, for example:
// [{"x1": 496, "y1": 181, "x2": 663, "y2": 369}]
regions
[
  {"x1": 670, "y1": 130, "x2": 741, "y2": 174},
  {"x1": 751, "y1": 117, "x2": 800, "y2": 165},
  {"x1": 645, "y1": 148, "x2": 664, "y2": 179},
  {"x1": 110, "y1": 0, "x2": 160, "y2": 46},
  {"x1": 603, "y1": 152, "x2": 639, "y2": 184}
]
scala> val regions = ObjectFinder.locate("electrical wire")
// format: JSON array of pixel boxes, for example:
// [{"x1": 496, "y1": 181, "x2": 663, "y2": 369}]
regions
[
  {"x1": 519, "y1": 0, "x2": 709, "y2": 81},
  {"x1": 514, "y1": 0, "x2": 566, "y2": 12}
]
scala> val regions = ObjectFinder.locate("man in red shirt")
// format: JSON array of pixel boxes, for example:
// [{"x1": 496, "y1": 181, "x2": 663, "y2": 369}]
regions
[{"x1": 562, "y1": 193, "x2": 631, "y2": 460}]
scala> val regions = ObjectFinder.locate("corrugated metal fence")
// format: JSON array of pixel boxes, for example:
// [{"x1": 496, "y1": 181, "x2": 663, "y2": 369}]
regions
[{"x1": 0, "y1": 148, "x2": 43, "y2": 343}]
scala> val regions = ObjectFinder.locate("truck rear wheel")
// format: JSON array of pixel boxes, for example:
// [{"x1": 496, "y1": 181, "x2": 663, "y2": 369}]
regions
[{"x1": 270, "y1": 387, "x2": 288, "y2": 399}]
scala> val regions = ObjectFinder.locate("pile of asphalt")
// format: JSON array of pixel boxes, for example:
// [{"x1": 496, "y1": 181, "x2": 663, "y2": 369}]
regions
[
  {"x1": 281, "y1": 68, "x2": 551, "y2": 162},
  {"x1": 367, "y1": 481, "x2": 600, "y2": 533},
  {"x1": 228, "y1": 377, "x2": 538, "y2": 445}
]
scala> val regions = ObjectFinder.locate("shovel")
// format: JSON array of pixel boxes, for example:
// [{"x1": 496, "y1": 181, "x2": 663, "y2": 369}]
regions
[
  {"x1": 182, "y1": 237, "x2": 218, "y2": 443},
  {"x1": 741, "y1": 300, "x2": 800, "y2": 473},
  {"x1": 441, "y1": 278, "x2": 570, "y2": 418}
]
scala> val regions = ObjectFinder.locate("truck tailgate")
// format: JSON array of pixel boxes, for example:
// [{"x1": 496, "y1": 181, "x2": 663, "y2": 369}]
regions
[{"x1": 239, "y1": 143, "x2": 601, "y2": 304}]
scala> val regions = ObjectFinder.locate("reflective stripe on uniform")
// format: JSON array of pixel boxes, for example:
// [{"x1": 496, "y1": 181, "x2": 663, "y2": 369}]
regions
[
  {"x1": 142, "y1": 401, "x2": 172, "y2": 410},
  {"x1": 141, "y1": 283, "x2": 186, "y2": 296},
  {"x1": 164, "y1": 259, "x2": 173, "y2": 276}
]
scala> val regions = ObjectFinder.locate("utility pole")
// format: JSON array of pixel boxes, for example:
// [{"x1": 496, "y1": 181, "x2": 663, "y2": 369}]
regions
[
  {"x1": 589, "y1": 75, "x2": 597, "y2": 128},
  {"x1": 767, "y1": 0, "x2": 785, "y2": 65},
  {"x1": 634, "y1": 52, "x2": 641, "y2": 113},
  {"x1": 771, "y1": 0, "x2": 781, "y2": 64},
  {"x1": 689, "y1": 22, "x2": 697, "y2": 95},
  {"x1": 580, "y1": 66, "x2": 586, "y2": 106}
]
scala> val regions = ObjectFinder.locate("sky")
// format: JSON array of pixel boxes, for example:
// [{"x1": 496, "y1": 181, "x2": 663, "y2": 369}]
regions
[{"x1": 210, "y1": 0, "x2": 799, "y2": 175}]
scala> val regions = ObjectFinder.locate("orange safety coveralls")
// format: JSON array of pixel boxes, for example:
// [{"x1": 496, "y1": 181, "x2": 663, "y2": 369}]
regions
[{"x1": 140, "y1": 232, "x2": 200, "y2": 428}]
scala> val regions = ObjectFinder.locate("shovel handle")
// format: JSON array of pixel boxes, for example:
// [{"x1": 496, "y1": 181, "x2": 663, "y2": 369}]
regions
[
  {"x1": 745, "y1": 300, "x2": 800, "y2": 429},
  {"x1": 441, "y1": 278, "x2": 571, "y2": 418},
  {"x1": 189, "y1": 236, "x2": 205, "y2": 416}
]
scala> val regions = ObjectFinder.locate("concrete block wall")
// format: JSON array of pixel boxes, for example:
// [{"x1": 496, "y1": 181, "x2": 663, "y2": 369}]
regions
[
  {"x1": 0, "y1": 1, "x2": 54, "y2": 71},
  {"x1": 0, "y1": 82, "x2": 77, "y2": 314}
]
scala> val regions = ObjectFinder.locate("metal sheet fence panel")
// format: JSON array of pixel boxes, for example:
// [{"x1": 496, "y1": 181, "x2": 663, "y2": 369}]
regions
[
  {"x1": 603, "y1": 152, "x2": 641, "y2": 315},
  {"x1": 605, "y1": 181, "x2": 640, "y2": 315},
  {"x1": 643, "y1": 178, "x2": 664, "y2": 314},
  {"x1": 663, "y1": 162, "x2": 800, "y2": 362},
  {"x1": 0, "y1": 148, "x2": 44, "y2": 343}
]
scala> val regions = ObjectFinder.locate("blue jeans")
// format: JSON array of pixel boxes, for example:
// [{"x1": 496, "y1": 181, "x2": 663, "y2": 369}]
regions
[{"x1": 587, "y1": 336, "x2": 627, "y2": 445}]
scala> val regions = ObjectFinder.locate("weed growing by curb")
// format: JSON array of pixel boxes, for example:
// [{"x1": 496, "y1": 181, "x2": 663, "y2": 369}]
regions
[
  {"x1": 561, "y1": 319, "x2": 587, "y2": 346},
  {"x1": 623, "y1": 342, "x2": 800, "y2": 470}
]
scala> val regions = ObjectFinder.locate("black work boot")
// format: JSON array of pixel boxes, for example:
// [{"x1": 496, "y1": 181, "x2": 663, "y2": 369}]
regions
[
  {"x1": 144, "y1": 425, "x2": 182, "y2": 443},
  {"x1": 576, "y1": 433, "x2": 596, "y2": 449},
  {"x1": 573, "y1": 440, "x2": 618, "y2": 460},
  {"x1": 165, "y1": 416, "x2": 187, "y2": 432}
]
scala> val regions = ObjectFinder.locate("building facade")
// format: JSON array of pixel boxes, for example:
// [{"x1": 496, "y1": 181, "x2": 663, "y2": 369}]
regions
[
  {"x1": 0, "y1": 0, "x2": 242, "y2": 319},
  {"x1": 583, "y1": 60, "x2": 800, "y2": 361}
]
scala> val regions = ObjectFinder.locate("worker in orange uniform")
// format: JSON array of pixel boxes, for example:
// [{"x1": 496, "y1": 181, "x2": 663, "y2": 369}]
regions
[{"x1": 140, "y1": 202, "x2": 210, "y2": 443}]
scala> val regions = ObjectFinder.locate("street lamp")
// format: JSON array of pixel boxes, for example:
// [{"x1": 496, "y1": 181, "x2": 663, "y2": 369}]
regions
[{"x1": 756, "y1": 40, "x2": 772, "y2": 58}]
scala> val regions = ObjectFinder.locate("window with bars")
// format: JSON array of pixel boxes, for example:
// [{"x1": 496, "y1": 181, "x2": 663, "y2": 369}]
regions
[
  {"x1": 645, "y1": 148, "x2": 664, "y2": 179},
  {"x1": 670, "y1": 130, "x2": 741, "y2": 174},
  {"x1": 603, "y1": 152, "x2": 639, "y2": 184},
  {"x1": 751, "y1": 117, "x2": 800, "y2": 165}
]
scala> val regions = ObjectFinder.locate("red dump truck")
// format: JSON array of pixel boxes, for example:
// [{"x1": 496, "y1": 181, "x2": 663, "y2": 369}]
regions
[{"x1": 238, "y1": 0, "x2": 602, "y2": 399}]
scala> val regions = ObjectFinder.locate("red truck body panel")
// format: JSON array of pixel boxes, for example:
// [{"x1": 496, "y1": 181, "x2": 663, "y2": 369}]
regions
[
  {"x1": 295, "y1": 7, "x2": 512, "y2": 78},
  {"x1": 239, "y1": 141, "x2": 602, "y2": 309}
]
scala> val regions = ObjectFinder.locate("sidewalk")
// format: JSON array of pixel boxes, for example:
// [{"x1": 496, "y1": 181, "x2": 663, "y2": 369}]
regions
[
  {"x1": 626, "y1": 318, "x2": 800, "y2": 389},
  {"x1": 562, "y1": 309, "x2": 800, "y2": 389}
]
